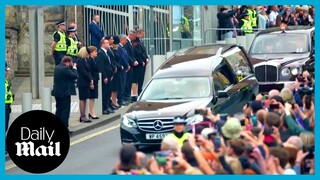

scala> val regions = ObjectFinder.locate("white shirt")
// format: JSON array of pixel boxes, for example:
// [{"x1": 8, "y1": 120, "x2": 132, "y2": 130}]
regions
[
  {"x1": 101, "y1": 47, "x2": 108, "y2": 54},
  {"x1": 126, "y1": 37, "x2": 132, "y2": 45},
  {"x1": 269, "y1": 11, "x2": 279, "y2": 25},
  {"x1": 101, "y1": 47, "x2": 111, "y2": 63},
  {"x1": 258, "y1": 14, "x2": 269, "y2": 30}
]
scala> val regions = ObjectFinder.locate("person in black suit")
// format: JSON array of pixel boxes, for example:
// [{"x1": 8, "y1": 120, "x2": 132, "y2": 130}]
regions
[
  {"x1": 77, "y1": 47, "x2": 93, "y2": 123},
  {"x1": 117, "y1": 35, "x2": 131, "y2": 106},
  {"x1": 136, "y1": 29, "x2": 150, "y2": 95},
  {"x1": 87, "y1": 46, "x2": 100, "y2": 119},
  {"x1": 106, "y1": 35, "x2": 122, "y2": 109},
  {"x1": 97, "y1": 38, "x2": 114, "y2": 114},
  {"x1": 124, "y1": 30, "x2": 139, "y2": 103},
  {"x1": 52, "y1": 56, "x2": 78, "y2": 133},
  {"x1": 89, "y1": 15, "x2": 104, "y2": 49}
]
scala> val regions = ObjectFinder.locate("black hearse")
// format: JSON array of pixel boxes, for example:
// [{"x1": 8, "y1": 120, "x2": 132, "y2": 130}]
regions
[{"x1": 120, "y1": 44, "x2": 259, "y2": 149}]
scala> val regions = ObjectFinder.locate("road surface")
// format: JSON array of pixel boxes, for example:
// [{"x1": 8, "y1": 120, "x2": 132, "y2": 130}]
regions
[{"x1": 5, "y1": 119, "x2": 160, "y2": 174}]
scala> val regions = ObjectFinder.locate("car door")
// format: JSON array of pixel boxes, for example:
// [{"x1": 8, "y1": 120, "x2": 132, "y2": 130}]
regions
[
  {"x1": 211, "y1": 61, "x2": 241, "y2": 115},
  {"x1": 223, "y1": 47, "x2": 257, "y2": 111}
]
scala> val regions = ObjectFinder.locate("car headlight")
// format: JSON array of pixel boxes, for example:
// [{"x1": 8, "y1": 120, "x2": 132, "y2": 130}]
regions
[
  {"x1": 121, "y1": 115, "x2": 137, "y2": 128},
  {"x1": 186, "y1": 115, "x2": 204, "y2": 125},
  {"x1": 291, "y1": 67, "x2": 299, "y2": 76},
  {"x1": 281, "y1": 67, "x2": 290, "y2": 77}
]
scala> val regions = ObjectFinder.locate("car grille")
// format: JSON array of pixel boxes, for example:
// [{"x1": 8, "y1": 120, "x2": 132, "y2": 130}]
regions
[
  {"x1": 137, "y1": 118, "x2": 174, "y2": 133},
  {"x1": 255, "y1": 65, "x2": 278, "y2": 82}
]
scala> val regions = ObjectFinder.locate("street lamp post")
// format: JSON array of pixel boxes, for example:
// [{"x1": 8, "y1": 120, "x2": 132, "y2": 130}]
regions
[{"x1": 149, "y1": 6, "x2": 155, "y2": 75}]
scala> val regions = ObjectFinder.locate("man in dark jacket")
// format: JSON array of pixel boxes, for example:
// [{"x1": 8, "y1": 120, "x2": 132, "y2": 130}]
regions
[
  {"x1": 52, "y1": 56, "x2": 77, "y2": 134},
  {"x1": 217, "y1": 6, "x2": 238, "y2": 40},
  {"x1": 117, "y1": 34, "x2": 130, "y2": 106},
  {"x1": 97, "y1": 38, "x2": 114, "y2": 114},
  {"x1": 136, "y1": 29, "x2": 149, "y2": 96},
  {"x1": 124, "y1": 30, "x2": 139, "y2": 103},
  {"x1": 89, "y1": 15, "x2": 104, "y2": 49}
]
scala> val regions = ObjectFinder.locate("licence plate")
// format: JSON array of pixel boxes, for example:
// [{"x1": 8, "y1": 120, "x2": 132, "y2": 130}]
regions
[{"x1": 146, "y1": 133, "x2": 167, "y2": 140}]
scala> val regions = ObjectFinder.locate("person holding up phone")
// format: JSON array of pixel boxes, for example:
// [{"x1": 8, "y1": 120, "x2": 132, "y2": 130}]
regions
[
  {"x1": 167, "y1": 116, "x2": 191, "y2": 148},
  {"x1": 52, "y1": 56, "x2": 78, "y2": 135}
]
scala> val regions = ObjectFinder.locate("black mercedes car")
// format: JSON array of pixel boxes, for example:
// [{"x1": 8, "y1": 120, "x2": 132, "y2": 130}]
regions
[
  {"x1": 248, "y1": 26, "x2": 315, "y2": 92},
  {"x1": 120, "y1": 44, "x2": 259, "y2": 149}
]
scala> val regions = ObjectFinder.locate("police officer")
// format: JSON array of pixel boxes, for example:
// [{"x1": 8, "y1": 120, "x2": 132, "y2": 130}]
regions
[
  {"x1": 5, "y1": 63, "x2": 14, "y2": 134},
  {"x1": 180, "y1": 15, "x2": 191, "y2": 39},
  {"x1": 246, "y1": 6, "x2": 257, "y2": 29},
  {"x1": 51, "y1": 21, "x2": 68, "y2": 66},
  {"x1": 66, "y1": 27, "x2": 80, "y2": 66},
  {"x1": 166, "y1": 23, "x2": 170, "y2": 38},
  {"x1": 239, "y1": 13, "x2": 253, "y2": 35},
  {"x1": 167, "y1": 116, "x2": 191, "y2": 147}
]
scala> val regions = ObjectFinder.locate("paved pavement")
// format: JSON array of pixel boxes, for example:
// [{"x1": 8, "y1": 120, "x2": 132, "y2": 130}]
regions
[
  {"x1": 6, "y1": 76, "x2": 131, "y2": 161},
  {"x1": 8, "y1": 76, "x2": 122, "y2": 129}
]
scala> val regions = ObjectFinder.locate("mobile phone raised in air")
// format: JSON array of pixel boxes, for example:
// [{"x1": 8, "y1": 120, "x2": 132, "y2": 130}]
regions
[
  {"x1": 263, "y1": 127, "x2": 274, "y2": 135},
  {"x1": 269, "y1": 103, "x2": 279, "y2": 111},
  {"x1": 154, "y1": 151, "x2": 170, "y2": 166},
  {"x1": 219, "y1": 114, "x2": 228, "y2": 121},
  {"x1": 213, "y1": 137, "x2": 221, "y2": 152}
]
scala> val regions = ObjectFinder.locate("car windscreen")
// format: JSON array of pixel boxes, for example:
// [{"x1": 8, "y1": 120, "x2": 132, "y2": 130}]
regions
[
  {"x1": 249, "y1": 33, "x2": 309, "y2": 54},
  {"x1": 140, "y1": 77, "x2": 211, "y2": 100}
]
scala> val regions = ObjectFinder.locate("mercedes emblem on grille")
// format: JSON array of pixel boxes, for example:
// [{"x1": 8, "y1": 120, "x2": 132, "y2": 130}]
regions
[{"x1": 153, "y1": 120, "x2": 163, "y2": 131}]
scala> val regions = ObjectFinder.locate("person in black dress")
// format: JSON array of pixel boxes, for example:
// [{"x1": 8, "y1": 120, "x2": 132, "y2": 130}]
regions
[
  {"x1": 106, "y1": 35, "x2": 122, "y2": 108},
  {"x1": 88, "y1": 46, "x2": 100, "y2": 119},
  {"x1": 131, "y1": 37, "x2": 145, "y2": 102},
  {"x1": 77, "y1": 47, "x2": 93, "y2": 123}
]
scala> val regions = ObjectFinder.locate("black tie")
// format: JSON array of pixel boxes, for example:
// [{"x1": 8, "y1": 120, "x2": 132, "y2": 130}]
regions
[
  {"x1": 108, "y1": 48, "x2": 114, "y2": 57},
  {"x1": 105, "y1": 51, "x2": 111, "y2": 64}
]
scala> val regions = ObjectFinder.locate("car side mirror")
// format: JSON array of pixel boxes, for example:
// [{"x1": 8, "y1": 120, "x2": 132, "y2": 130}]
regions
[
  {"x1": 217, "y1": 91, "x2": 228, "y2": 98},
  {"x1": 211, "y1": 96, "x2": 218, "y2": 104}
]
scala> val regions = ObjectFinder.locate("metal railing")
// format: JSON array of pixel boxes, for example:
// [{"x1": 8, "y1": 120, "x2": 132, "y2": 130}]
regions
[
  {"x1": 203, "y1": 27, "x2": 264, "y2": 44},
  {"x1": 83, "y1": 5, "x2": 169, "y2": 56}
]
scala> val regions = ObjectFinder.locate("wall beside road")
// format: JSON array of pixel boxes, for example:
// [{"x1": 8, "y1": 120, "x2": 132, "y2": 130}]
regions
[
  {"x1": 65, "y1": 6, "x2": 84, "y2": 43},
  {"x1": 5, "y1": 6, "x2": 18, "y2": 78},
  {"x1": 5, "y1": 6, "x2": 65, "y2": 77}
]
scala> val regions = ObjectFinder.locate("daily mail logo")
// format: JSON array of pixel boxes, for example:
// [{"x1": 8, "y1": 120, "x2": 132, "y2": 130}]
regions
[
  {"x1": 6, "y1": 110, "x2": 70, "y2": 174},
  {"x1": 15, "y1": 127, "x2": 61, "y2": 157}
]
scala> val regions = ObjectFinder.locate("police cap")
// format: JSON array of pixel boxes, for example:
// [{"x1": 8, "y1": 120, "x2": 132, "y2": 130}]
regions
[
  {"x1": 173, "y1": 116, "x2": 187, "y2": 124},
  {"x1": 56, "y1": 21, "x2": 66, "y2": 26}
]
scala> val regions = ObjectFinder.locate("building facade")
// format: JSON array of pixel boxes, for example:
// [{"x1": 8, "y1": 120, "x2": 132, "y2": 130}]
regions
[{"x1": 6, "y1": 5, "x2": 220, "y2": 76}]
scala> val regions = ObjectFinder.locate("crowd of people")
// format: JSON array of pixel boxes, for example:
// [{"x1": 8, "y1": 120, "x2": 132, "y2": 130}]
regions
[
  {"x1": 112, "y1": 71, "x2": 315, "y2": 175},
  {"x1": 217, "y1": 5, "x2": 315, "y2": 40},
  {"x1": 51, "y1": 14, "x2": 149, "y2": 133}
]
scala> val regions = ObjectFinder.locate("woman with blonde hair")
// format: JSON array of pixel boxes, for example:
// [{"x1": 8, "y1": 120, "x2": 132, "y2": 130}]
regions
[
  {"x1": 88, "y1": 46, "x2": 99, "y2": 119},
  {"x1": 77, "y1": 47, "x2": 93, "y2": 123}
]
